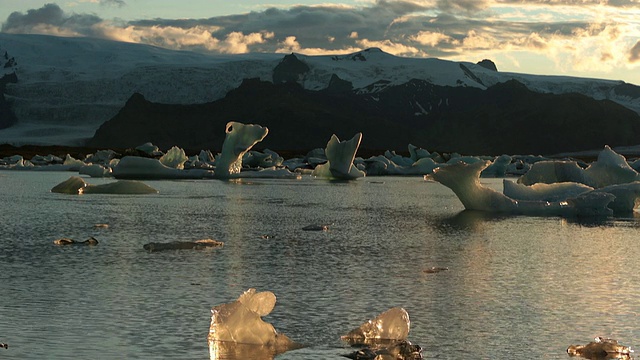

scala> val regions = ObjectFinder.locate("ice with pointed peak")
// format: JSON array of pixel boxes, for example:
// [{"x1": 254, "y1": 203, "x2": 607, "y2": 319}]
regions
[
  {"x1": 341, "y1": 307, "x2": 411, "y2": 344},
  {"x1": 583, "y1": 145, "x2": 640, "y2": 188},
  {"x1": 312, "y1": 133, "x2": 365, "y2": 179},
  {"x1": 208, "y1": 288, "x2": 300, "y2": 353},
  {"x1": 215, "y1": 122, "x2": 269, "y2": 178},
  {"x1": 159, "y1": 146, "x2": 188, "y2": 169},
  {"x1": 113, "y1": 156, "x2": 214, "y2": 179},
  {"x1": 51, "y1": 176, "x2": 157, "y2": 194}
]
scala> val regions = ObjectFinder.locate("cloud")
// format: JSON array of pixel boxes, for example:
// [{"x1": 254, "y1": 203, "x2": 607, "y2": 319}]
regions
[
  {"x1": 1, "y1": 3, "x2": 102, "y2": 35},
  {"x1": 100, "y1": 0, "x2": 126, "y2": 7},
  {"x1": 2, "y1": 1, "x2": 639, "y2": 80}
]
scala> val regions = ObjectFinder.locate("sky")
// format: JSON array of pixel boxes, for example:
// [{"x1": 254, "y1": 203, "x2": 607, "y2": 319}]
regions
[{"x1": 1, "y1": 0, "x2": 639, "y2": 85}]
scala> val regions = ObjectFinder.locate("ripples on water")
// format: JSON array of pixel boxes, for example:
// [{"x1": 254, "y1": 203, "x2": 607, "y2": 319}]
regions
[{"x1": 1, "y1": 172, "x2": 640, "y2": 359}]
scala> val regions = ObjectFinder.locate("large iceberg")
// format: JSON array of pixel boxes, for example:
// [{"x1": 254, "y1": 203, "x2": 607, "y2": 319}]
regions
[
  {"x1": 208, "y1": 288, "x2": 301, "y2": 354},
  {"x1": 215, "y1": 122, "x2": 269, "y2": 178},
  {"x1": 312, "y1": 133, "x2": 365, "y2": 179},
  {"x1": 519, "y1": 146, "x2": 640, "y2": 188},
  {"x1": 430, "y1": 160, "x2": 615, "y2": 217}
]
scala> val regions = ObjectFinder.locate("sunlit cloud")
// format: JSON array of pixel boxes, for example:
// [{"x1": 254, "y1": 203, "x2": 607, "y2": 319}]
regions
[{"x1": 2, "y1": 1, "x2": 640, "y2": 83}]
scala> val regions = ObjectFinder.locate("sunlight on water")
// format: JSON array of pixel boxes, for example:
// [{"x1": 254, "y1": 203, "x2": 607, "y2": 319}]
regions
[{"x1": 1, "y1": 173, "x2": 639, "y2": 359}]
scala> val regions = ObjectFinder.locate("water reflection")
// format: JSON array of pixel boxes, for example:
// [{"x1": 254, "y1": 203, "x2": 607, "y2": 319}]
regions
[
  {"x1": 430, "y1": 210, "x2": 507, "y2": 233},
  {"x1": 208, "y1": 340, "x2": 279, "y2": 360}
]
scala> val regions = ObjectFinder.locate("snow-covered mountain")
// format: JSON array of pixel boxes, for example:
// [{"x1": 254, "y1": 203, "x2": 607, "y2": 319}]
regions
[{"x1": 0, "y1": 32, "x2": 639, "y2": 147}]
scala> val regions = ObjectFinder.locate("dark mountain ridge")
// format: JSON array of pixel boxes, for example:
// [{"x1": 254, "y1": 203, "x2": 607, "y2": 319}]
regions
[{"x1": 88, "y1": 75, "x2": 640, "y2": 156}]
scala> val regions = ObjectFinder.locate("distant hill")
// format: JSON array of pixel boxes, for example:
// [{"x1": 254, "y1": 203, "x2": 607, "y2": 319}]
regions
[
  {"x1": 2, "y1": 33, "x2": 640, "y2": 154},
  {"x1": 87, "y1": 77, "x2": 640, "y2": 156}
]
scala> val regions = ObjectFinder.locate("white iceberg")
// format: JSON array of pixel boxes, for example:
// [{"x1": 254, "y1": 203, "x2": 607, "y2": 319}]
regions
[
  {"x1": 341, "y1": 307, "x2": 411, "y2": 344},
  {"x1": 503, "y1": 179, "x2": 593, "y2": 202},
  {"x1": 215, "y1": 122, "x2": 269, "y2": 178},
  {"x1": 159, "y1": 146, "x2": 188, "y2": 169},
  {"x1": 518, "y1": 146, "x2": 640, "y2": 188},
  {"x1": 431, "y1": 160, "x2": 615, "y2": 217},
  {"x1": 312, "y1": 133, "x2": 365, "y2": 179},
  {"x1": 208, "y1": 288, "x2": 300, "y2": 354},
  {"x1": 583, "y1": 145, "x2": 640, "y2": 188},
  {"x1": 79, "y1": 164, "x2": 113, "y2": 178},
  {"x1": 518, "y1": 160, "x2": 588, "y2": 186},
  {"x1": 51, "y1": 176, "x2": 157, "y2": 195},
  {"x1": 113, "y1": 156, "x2": 214, "y2": 179}
]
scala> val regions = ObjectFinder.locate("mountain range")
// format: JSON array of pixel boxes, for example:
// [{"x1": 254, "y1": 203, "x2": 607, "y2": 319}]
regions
[{"x1": 2, "y1": 33, "x2": 640, "y2": 155}]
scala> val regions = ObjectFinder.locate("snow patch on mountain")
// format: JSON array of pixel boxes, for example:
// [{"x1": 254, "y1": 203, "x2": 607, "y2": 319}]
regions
[{"x1": 0, "y1": 33, "x2": 638, "y2": 146}]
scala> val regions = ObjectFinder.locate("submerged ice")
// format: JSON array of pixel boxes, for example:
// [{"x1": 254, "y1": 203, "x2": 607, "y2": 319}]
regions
[{"x1": 51, "y1": 176, "x2": 158, "y2": 195}]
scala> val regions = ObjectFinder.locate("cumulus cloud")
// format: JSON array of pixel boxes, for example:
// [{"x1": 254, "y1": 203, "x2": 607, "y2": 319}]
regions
[{"x1": 1, "y1": 1, "x2": 639, "y2": 80}]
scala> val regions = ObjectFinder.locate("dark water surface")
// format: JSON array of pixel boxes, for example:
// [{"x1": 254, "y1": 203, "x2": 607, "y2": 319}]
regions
[{"x1": 1, "y1": 172, "x2": 639, "y2": 359}]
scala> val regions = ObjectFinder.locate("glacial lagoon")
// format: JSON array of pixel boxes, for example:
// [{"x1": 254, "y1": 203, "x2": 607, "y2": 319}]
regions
[{"x1": 1, "y1": 171, "x2": 640, "y2": 359}]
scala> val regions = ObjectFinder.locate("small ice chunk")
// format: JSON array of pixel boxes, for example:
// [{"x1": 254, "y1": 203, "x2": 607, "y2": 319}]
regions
[
  {"x1": 208, "y1": 289, "x2": 300, "y2": 351},
  {"x1": 341, "y1": 307, "x2": 411, "y2": 344},
  {"x1": 113, "y1": 156, "x2": 213, "y2": 179}
]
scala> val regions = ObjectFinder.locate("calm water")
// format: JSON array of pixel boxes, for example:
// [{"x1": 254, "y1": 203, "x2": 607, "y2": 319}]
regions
[{"x1": 1, "y1": 171, "x2": 640, "y2": 359}]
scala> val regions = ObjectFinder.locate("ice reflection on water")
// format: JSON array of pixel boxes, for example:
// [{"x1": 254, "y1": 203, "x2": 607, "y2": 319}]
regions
[{"x1": 1, "y1": 172, "x2": 640, "y2": 359}]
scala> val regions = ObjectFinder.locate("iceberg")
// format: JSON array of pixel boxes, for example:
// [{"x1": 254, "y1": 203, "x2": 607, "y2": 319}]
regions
[
  {"x1": 113, "y1": 156, "x2": 214, "y2": 179},
  {"x1": 430, "y1": 160, "x2": 615, "y2": 217},
  {"x1": 208, "y1": 289, "x2": 301, "y2": 356},
  {"x1": 159, "y1": 146, "x2": 188, "y2": 169},
  {"x1": 567, "y1": 337, "x2": 632, "y2": 359},
  {"x1": 583, "y1": 145, "x2": 640, "y2": 188},
  {"x1": 79, "y1": 164, "x2": 112, "y2": 178},
  {"x1": 51, "y1": 176, "x2": 158, "y2": 195},
  {"x1": 215, "y1": 122, "x2": 269, "y2": 178},
  {"x1": 312, "y1": 133, "x2": 365, "y2": 179},
  {"x1": 341, "y1": 307, "x2": 410, "y2": 344},
  {"x1": 518, "y1": 146, "x2": 640, "y2": 188},
  {"x1": 517, "y1": 160, "x2": 588, "y2": 186},
  {"x1": 503, "y1": 180, "x2": 593, "y2": 201}
]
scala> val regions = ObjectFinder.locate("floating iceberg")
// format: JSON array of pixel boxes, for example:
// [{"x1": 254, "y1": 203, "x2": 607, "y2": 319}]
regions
[
  {"x1": 51, "y1": 176, "x2": 158, "y2": 195},
  {"x1": 341, "y1": 307, "x2": 411, "y2": 344},
  {"x1": 431, "y1": 160, "x2": 615, "y2": 217},
  {"x1": 567, "y1": 336, "x2": 632, "y2": 359},
  {"x1": 519, "y1": 146, "x2": 640, "y2": 188},
  {"x1": 312, "y1": 133, "x2": 365, "y2": 179},
  {"x1": 503, "y1": 179, "x2": 593, "y2": 202},
  {"x1": 159, "y1": 146, "x2": 188, "y2": 169},
  {"x1": 79, "y1": 164, "x2": 112, "y2": 178},
  {"x1": 215, "y1": 122, "x2": 269, "y2": 178},
  {"x1": 208, "y1": 289, "x2": 301, "y2": 356},
  {"x1": 113, "y1": 156, "x2": 214, "y2": 179}
]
